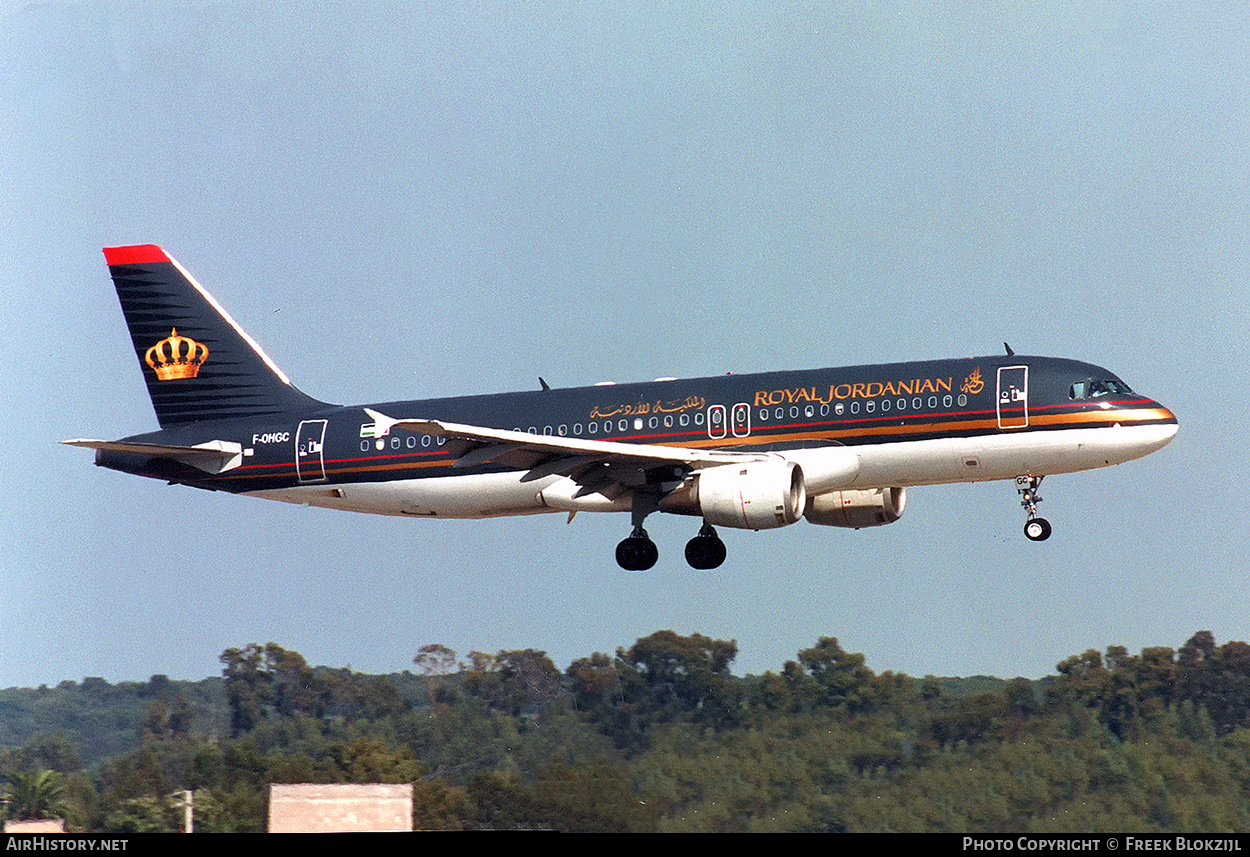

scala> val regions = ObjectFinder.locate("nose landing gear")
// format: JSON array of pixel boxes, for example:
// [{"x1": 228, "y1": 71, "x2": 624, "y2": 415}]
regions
[{"x1": 1016, "y1": 475, "x2": 1052, "y2": 541}]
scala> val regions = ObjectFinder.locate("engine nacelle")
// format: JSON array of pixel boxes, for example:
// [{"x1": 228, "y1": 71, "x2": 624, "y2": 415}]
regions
[
  {"x1": 690, "y1": 460, "x2": 806, "y2": 530},
  {"x1": 805, "y1": 487, "x2": 906, "y2": 529}
]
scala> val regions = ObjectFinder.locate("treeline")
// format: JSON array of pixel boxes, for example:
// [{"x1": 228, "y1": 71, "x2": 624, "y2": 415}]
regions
[{"x1": 3, "y1": 630, "x2": 1250, "y2": 832}]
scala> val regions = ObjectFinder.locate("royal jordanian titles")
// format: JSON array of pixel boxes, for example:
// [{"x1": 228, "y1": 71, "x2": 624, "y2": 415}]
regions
[{"x1": 67, "y1": 246, "x2": 1179, "y2": 571}]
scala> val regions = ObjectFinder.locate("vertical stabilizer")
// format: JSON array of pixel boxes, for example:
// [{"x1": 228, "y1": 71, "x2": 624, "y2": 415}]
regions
[{"x1": 103, "y1": 245, "x2": 327, "y2": 427}]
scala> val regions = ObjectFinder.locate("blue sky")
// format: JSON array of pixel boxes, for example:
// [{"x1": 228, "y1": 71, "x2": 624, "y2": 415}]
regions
[{"x1": 3, "y1": 2, "x2": 1246, "y2": 688}]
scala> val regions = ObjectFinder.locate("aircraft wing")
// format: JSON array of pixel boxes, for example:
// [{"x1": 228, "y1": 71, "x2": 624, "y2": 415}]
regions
[
  {"x1": 365, "y1": 409, "x2": 762, "y2": 495},
  {"x1": 62, "y1": 438, "x2": 244, "y2": 474}
]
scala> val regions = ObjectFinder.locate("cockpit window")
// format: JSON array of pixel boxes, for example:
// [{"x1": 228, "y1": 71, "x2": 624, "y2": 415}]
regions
[
  {"x1": 1090, "y1": 378, "x2": 1132, "y2": 397},
  {"x1": 1070, "y1": 378, "x2": 1133, "y2": 399}
]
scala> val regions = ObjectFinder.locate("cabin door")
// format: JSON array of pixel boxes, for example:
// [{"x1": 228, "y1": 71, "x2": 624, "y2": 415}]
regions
[
  {"x1": 296, "y1": 419, "x2": 328, "y2": 482},
  {"x1": 996, "y1": 367, "x2": 1029, "y2": 429}
]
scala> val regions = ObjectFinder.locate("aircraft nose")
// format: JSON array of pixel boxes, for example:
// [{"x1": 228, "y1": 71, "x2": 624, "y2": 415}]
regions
[
  {"x1": 1163, "y1": 407, "x2": 1179, "y2": 436},
  {"x1": 1147, "y1": 402, "x2": 1179, "y2": 450},
  {"x1": 1158, "y1": 402, "x2": 1178, "y2": 427}
]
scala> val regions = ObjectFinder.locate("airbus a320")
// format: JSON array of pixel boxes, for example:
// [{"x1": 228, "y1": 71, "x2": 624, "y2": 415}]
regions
[{"x1": 66, "y1": 245, "x2": 1179, "y2": 570}]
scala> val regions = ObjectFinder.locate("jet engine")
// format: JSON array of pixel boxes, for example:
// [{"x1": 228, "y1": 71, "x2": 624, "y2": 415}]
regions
[
  {"x1": 681, "y1": 460, "x2": 807, "y2": 530},
  {"x1": 804, "y1": 487, "x2": 906, "y2": 529}
]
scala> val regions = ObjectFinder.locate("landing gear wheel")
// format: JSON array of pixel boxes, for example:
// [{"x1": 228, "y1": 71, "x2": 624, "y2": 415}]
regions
[
  {"x1": 684, "y1": 523, "x2": 727, "y2": 570},
  {"x1": 1015, "y1": 475, "x2": 1051, "y2": 543},
  {"x1": 616, "y1": 528, "x2": 658, "y2": 571},
  {"x1": 1024, "y1": 517, "x2": 1052, "y2": 542}
]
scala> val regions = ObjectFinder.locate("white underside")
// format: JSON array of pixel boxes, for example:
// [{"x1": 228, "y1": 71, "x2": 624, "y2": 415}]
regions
[{"x1": 244, "y1": 423, "x2": 1177, "y2": 520}]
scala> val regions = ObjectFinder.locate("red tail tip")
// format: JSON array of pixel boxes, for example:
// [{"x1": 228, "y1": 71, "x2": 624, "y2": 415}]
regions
[{"x1": 103, "y1": 244, "x2": 170, "y2": 266}]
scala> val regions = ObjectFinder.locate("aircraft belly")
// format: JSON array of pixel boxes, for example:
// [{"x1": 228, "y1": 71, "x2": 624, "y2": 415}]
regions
[
  {"x1": 847, "y1": 424, "x2": 1178, "y2": 488},
  {"x1": 246, "y1": 473, "x2": 560, "y2": 519}
]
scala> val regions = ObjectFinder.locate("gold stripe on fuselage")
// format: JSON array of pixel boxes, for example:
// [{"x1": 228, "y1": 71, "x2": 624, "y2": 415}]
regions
[{"x1": 212, "y1": 406, "x2": 1175, "y2": 484}]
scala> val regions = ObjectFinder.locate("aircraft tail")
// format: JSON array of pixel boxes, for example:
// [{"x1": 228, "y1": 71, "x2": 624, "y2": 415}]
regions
[{"x1": 103, "y1": 245, "x2": 328, "y2": 427}]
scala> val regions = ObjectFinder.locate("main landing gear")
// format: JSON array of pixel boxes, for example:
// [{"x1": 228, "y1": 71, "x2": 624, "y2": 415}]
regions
[
  {"x1": 616, "y1": 527, "x2": 659, "y2": 571},
  {"x1": 1016, "y1": 475, "x2": 1052, "y2": 542},
  {"x1": 615, "y1": 522, "x2": 727, "y2": 571},
  {"x1": 685, "y1": 523, "x2": 727, "y2": 570}
]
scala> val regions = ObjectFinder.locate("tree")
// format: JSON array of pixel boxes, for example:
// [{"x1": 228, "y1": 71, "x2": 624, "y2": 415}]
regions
[
  {"x1": 219, "y1": 642, "x2": 338, "y2": 735},
  {"x1": 567, "y1": 652, "x2": 622, "y2": 713},
  {"x1": 6, "y1": 770, "x2": 68, "y2": 821},
  {"x1": 616, "y1": 631, "x2": 742, "y2": 728},
  {"x1": 219, "y1": 644, "x2": 269, "y2": 737},
  {"x1": 461, "y1": 649, "x2": 564, "y2": 718},
  {"x1": 414, "y1": 644, "x2": 461, "y2": 709},
  {"x1": 784, "y1": 637, "x2": 875, "y2": 713}
]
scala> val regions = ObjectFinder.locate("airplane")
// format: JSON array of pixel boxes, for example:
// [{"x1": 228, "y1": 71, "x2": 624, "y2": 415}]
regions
[{"x1": 66, "y1": 245, "x2": 1179, "y2": 571}]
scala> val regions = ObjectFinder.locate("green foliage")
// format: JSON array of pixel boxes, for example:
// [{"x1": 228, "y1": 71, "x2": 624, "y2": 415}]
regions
[
  {"x1": 5, "y1": 630, "x2": 1250, "y2": 832},
  {"x1": 5, "y1": 769, "x2": 68, "y2": 821}
]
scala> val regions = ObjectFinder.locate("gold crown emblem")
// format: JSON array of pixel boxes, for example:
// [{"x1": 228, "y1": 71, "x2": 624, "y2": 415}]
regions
[{"x1": 145, "y1": 328, "x2": 209, "y2": 381}]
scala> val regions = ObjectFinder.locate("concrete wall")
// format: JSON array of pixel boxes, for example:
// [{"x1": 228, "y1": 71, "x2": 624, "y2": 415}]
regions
[{"x1": 269, "y1": 783, "x2": 413, "y2": 833}]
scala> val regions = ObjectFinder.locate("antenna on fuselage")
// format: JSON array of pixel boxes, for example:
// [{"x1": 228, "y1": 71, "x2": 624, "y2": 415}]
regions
[
  {"x1": 539, "y1": 377, "x2": 551, "y2": 391},
  {"x1": 1004, "y1": 342, "x2": 1015, "y2": 356}
]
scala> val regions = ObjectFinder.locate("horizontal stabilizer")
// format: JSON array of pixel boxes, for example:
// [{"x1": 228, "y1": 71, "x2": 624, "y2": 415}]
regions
[{"x1": 63, "y1": 438, "x2": 244, "y2": 474}]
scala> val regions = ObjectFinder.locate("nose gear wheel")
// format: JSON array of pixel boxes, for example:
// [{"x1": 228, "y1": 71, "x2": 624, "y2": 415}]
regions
[{"x1": 1015, "y1": 475, "x2": 1051, "y2": 541}]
